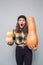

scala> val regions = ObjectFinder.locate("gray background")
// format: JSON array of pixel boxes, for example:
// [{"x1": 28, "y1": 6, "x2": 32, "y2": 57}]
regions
[{"x1": 0, "y1": 0, "x2": 43, "y2": 65}]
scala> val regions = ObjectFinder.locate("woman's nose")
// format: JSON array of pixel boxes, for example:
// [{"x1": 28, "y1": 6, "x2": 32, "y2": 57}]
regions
[{"x1": 20, "y1": 21, "x2": 23, "y2": 23}]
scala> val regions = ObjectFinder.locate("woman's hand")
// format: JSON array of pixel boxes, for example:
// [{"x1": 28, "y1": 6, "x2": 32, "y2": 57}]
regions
[{"x1": 28, "y1": 44, "x2": 38, "y2": 50}]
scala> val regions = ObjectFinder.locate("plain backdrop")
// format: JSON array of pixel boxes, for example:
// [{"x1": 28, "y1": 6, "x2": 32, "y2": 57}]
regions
[{"x1": 0, "y1": 0, "x2": 43, "y2": 65}]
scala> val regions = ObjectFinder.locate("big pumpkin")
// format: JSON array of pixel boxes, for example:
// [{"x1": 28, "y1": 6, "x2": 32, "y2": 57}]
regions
[{"x1": 26, "y1": 16, "x2": 38, "y2": 50}]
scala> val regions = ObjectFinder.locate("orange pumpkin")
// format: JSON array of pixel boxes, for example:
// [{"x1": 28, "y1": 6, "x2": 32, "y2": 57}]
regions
[
  {"x1": 6, "y1": 31, "x2": 14, "y2": 45},
  {"x1": 26, "y1": 16, "x2": 38, "y2": 50}
]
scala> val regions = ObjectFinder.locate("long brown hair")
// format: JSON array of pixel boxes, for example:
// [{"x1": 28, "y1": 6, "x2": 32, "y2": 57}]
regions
[{"x1": 15, "y1": 15, "x2": 28, "y2": 37}]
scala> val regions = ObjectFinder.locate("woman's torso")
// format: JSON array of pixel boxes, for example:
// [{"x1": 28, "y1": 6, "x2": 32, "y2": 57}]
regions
[{"x1": 13, "y1": 29, "x2": 27, "y2": 47}]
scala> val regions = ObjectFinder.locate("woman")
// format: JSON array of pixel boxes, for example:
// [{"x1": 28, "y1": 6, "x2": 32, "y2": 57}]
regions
[
  {"x1": 6, "y1": 15, "x2": 34, "y2": 65},
  {"x1": 13, "y1": 15, "x2": 32, "y2": 65}
]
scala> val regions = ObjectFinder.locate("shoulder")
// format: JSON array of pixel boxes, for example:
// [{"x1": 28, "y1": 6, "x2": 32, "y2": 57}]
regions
[{"x1": 12, "y1": 29, "x2": 16, "y2": 35}]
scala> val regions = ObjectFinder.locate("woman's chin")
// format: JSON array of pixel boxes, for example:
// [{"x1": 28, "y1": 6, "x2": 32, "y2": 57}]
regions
[{"x1": 20, "y1": 26, "x2": 23, "y2": 29}]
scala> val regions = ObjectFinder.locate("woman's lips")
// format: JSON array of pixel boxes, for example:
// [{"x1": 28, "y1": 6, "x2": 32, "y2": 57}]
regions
[
  {"x1": 21, "y1": 24, "x2": 23, "y2": 26},
  {"x1": 20, "y1": 23, "x2": 24, "y2": 28}
]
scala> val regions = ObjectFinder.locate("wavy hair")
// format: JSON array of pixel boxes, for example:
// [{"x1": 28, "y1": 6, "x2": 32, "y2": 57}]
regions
[{"x1": 15, "y1": 15, "x2": 28, "y2": 37}]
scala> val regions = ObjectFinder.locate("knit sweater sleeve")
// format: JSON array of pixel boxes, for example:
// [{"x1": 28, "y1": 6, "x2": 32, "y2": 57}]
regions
[{"x1": 12, "y1": 29, "x2": 16, "y2": 40}]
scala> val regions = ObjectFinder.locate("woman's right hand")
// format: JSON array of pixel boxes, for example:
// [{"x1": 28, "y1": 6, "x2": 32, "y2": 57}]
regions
[{"x1": 5, "y1": 31, "x2": 14, "y2": 45}]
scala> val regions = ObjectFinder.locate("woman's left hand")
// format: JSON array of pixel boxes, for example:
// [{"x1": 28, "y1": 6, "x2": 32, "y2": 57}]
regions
[{"x1": 28, "y1": 44, "x2": 37, "y2": 50}]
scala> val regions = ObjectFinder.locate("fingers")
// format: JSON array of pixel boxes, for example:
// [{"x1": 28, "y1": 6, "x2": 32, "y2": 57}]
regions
[
  {"x1": 29, "y1": 44, "x2": 37, "y2": 50},
  {"x1": 7, "y1": 41, "x2": 14, "y2": 44},
  {"x1": 5, "y1": 37, "x2": 14, "y2": 45}
]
